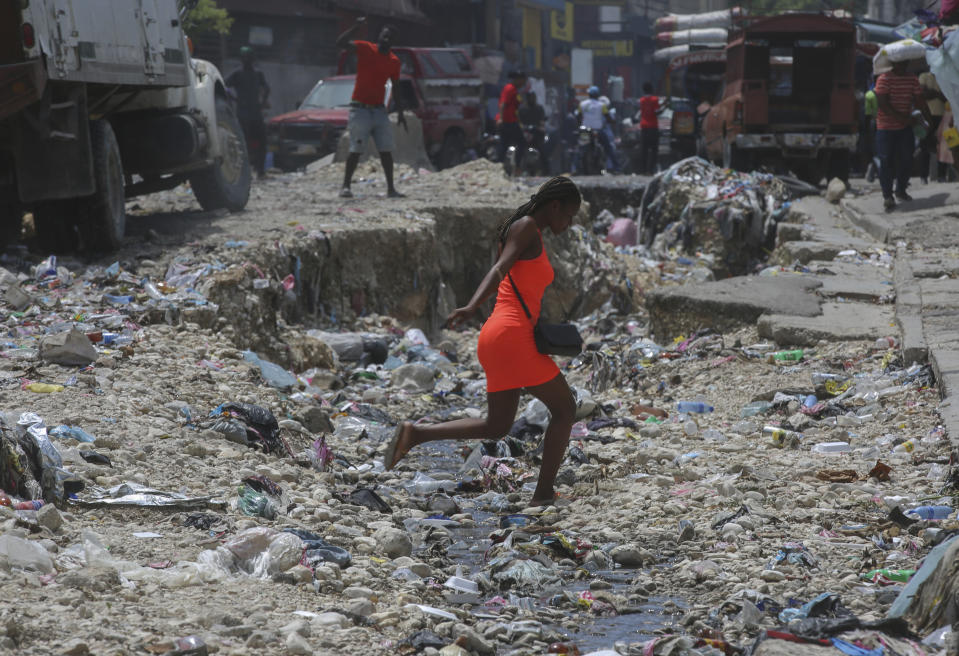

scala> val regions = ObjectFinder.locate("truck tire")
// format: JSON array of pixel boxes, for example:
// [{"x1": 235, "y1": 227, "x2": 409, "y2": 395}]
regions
[
  {"x1": 33, "y1": 201, "x2": 79, "y2": 253},
  {"x1": 190, "y1": 97, "x2": 251, "y2": 212},
  {"x1": 0, "y1": 186, "x2": 23, "y2": 247},
  {"x1": 438, "y1": 131, "x2": 465, "y2": 170},
  {"x1": 78, "y1": 120, "x2": 126, "y2": 252},
  {"x1": 722, "y1": 139, "x2": 748, "y2": 171}
]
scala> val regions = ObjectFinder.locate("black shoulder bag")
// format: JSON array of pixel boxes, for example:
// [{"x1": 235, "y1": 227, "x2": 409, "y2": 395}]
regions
[{"x1": 507, "y1": 273, "x2": 583, "y2": 357}]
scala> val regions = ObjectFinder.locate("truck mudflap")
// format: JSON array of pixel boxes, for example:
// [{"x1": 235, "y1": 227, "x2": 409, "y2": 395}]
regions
[
  {"x1": 735, "y1": 132, "x2": 856, "y2": 152},
  {"x1": 0, "y1": 59, "x2": 46, "y2": 122}
]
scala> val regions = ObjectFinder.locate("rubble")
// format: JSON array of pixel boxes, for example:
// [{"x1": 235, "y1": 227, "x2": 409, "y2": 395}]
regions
[{"x1": 0, "y1": 159, "x2": 953, "y2": 655}]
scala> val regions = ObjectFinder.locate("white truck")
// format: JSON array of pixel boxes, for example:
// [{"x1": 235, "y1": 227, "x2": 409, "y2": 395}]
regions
[{"x1": 0, "y1": 0, "x2": 251, "y2": 252}]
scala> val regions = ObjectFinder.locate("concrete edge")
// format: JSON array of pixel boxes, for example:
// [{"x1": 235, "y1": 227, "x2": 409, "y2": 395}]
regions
[
  {"x1": 893, "y1": 251, "x2": 928, "y2": 366},
  {"x1": 839, "y1": 199, "x2": 891, "y2": 244}
]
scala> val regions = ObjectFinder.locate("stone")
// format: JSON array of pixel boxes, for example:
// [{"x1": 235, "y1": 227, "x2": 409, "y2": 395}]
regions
[
  {"x1": 285, "y1": 631, "x2": 312, "y2": 655},
  {"x1": 312, "y1": 612, "x2": 348, "y2": 629},
  {"x1": 760, "y1": 569, "x2": 786, "y2": 582},
  {"x1": 609, "y1": 544, "x2": 651, "y2": 567},
  {"x1": 825, "y1": 177, "x2": 846, "y2": 203},
  {"x1": 346, "y1": 598, "x2": 375, "y2": 617},
  {"x1": 391, "y1": 364, "x2": 435, "y2": 392},
  {"x1": 373, "y1": 527, "x2": 413, "y2": 558},
  {"x1": 285, "y1": 333, "x2": 335, "y2": 371},
  {"x1": 298, "y1": 406, "x2": 334, "y2": 434},
  {"x1": 36, "y1": 504, "x2": 63, "y2": 532},
  {"x1": 39, "y1": 328, "x2": 98, "y2": 366}
]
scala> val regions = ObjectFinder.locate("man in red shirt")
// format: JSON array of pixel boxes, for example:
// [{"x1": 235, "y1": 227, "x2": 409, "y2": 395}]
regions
[
  {"x1": 875, "y1": 61, "x2": 931, "y2": 210},
  {"x1": 636, "y1": 82, "x2": 668, "y2": 174},
  {"x1": 496, "y1": 70, "x2": 527, "y2": 169},
  {"x1": 336, "y1": 18, "x2": 407, "y2": 198}
]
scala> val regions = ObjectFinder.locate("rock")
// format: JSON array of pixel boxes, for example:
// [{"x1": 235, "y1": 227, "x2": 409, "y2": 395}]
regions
[
  {"x1": 610, "y1": 544, "x2": 651, "y2": 567},
  {"x1": 391, "y1": 364, "x2": 435, "y2": 392},
  {"x1": 428, "y1": 494, "x2": 459, "y2": 516},
  {"x1": 285, "y1": 631, "x2": 312, "y2": 655},
  {"x1": 346, "y1": 598, "x2": 375, "y2": 617},
  {"x1": 760, "y1": 569, "x2": 786, "y2": 582},
  {"x1": 299, "y1": 406, "x2": 334, "y2": 434},
  {"x1": 452, "y1": 623, "x2": 495, "y2": 655},
  {"x1": 313, "y1": 612, "x2": 348, "y2": 629},
  {"x1": 825, "y1": 177, "x2": 846, "y2": 203},
  {"x1": 373, "y1": 527, "x2": 413, "y2": 558},
  {"x1": 36, "y1": 505, "x2": 63, "y2": 532},
  {"x1": 280, "y1": 620, "x2": 310, "y2": 637},
  {"x1": 58, "y1": 567, "x2": 121, "y2": 593},
  {"x1": 285, "y1": 333, "x2": 335, "y2": 371},
  {"x1": 39, "y1": 328, "x2": 97, "y2": 366}
]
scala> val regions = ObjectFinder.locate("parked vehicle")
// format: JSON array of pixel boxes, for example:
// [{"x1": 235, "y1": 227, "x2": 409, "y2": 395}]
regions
[
  {"x1": 505, "y1": 124, "x2": 550, "y2": 177},
  {"x1": 269, "y1": 47, "x2": 483, "y2": 171},
  {"x1": 700, "y1": 14, "x2": 858, "y2": 183},
  {"x1": 0, "y1": 0, "x2": 249, "y2": 252}
]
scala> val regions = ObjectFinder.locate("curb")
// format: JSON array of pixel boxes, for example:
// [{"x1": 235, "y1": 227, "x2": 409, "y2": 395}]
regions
[
  {"x1": 893, "y1": 250, "x2": 927, "y2": 366},
  {"x1": 839, "y1": 199, "x2": 891, "y2": 243}
]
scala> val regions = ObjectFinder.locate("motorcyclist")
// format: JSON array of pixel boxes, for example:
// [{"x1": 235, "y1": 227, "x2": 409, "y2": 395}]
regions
[
  {"x1": 518, "y1": 91, "x2": 549, "y2": 173},
  {"x1": 577, "y1": 86, "x2": 618, "y2": 172}
]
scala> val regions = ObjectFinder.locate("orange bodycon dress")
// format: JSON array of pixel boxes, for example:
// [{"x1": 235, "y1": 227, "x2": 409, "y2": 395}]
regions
[{"x1": 477, "y1": 229, "x2": 560, "y2": 393}]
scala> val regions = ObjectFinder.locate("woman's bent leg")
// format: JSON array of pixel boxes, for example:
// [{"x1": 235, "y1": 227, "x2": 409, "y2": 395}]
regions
[
  {"x1": 386, "y1": 389, "x2": 520, "y2": 468},
  {"x1": 525, "y1": 373, "x2": 576, "y2": 504}
]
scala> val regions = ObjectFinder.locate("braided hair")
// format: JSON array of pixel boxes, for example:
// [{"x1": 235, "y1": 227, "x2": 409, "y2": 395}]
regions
[{"x1": 496, "y1": 176, "x2": 582, "y2": 245}]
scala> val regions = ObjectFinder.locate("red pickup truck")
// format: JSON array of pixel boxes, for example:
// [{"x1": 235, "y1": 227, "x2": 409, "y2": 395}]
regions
[
  {"x1": 268, "y1": 47, "x2": 483, "y2": 171},
  {"x1": 700, "y1": 14, "x2": 858, "y2": 183}
]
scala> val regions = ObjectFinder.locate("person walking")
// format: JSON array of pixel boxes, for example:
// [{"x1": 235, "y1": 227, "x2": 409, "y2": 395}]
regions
[
  {"x1": 497, "y1": 71, "x2": 528, "y2": 170},
  {"x1": 637, "y1": 82, "x2": 668, "y2": 174},
  {"x1": 518, "y1": 91, "x2": 549, "y2": 173},
  {"x1": 384, "y1": 176, "x2": 582, "y2": 507},
  {"x1": 226, "y1": 47, "x2": 270, "y2": 179},
  {"x1": 336, "y1": 18, "x2": 407, "y2": 199},
  {"x1": 875, "y1": 61, "x2": 931, "y2": 210}
]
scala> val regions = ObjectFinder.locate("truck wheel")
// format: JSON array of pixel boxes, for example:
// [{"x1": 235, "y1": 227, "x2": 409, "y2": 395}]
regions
[
  {"x1": 827, "y1": 151, "x2": 850, "y2": 183},
  {"x1": 78, "y1": 120, "x2": 126, "y2": 252},
  {"x1": 190, "y1": 97, "x2": 251, "y2": 212},
  {"x1": 438, "y1": 132, "x2": 465, "y2": 170},
  {"x1": 722, "y1": 139, "x2": 747, "y2": 171},
  {"x1": 0, "y1": 186, "x2": 23, "y2": 247},
  {"x1": 33, "y1": 201, "x2": 79, "y2": 253}
]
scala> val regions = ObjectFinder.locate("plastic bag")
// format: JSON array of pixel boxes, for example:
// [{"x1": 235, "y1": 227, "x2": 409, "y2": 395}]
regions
[{"x1": 0, "y1": 534, "x2": 54, "y2": 573}]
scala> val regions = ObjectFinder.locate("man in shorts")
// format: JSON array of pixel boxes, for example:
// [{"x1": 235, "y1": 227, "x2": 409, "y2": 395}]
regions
[{"x1": 336, "y1": 18, "x2": 407, "y2": 198}]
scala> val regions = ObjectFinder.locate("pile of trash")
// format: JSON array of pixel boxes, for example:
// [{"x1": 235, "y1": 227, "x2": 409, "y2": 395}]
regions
[{"x1": 638, "y1": 157, "x2": 795, "y2": 276}]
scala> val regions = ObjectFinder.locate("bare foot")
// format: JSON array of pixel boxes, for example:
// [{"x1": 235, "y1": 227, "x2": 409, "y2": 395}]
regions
[
  {"x1": 385, "y1": 422, "x2": 415, "y2": 470},
  {"x1": 528, "y1": 494, "x2": 556, "y2": 507}
]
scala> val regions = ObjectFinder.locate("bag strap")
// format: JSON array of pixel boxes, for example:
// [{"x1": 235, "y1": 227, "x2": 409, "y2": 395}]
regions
[{"x1": 507, "y1": 273, "x2": 534, "y2": 322}]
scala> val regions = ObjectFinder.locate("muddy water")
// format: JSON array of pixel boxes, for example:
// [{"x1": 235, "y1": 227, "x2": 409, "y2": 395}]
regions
[{"x1": 412, "y1": 442, "x2": 687, "y2": 653}]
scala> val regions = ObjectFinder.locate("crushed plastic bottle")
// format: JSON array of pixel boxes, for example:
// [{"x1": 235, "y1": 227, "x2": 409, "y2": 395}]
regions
[
  {"x1": 404, "y1": 472, "x2": 455, "y2": 495},
  {"x1": 701, "y1": 428, "x2": 726, "y2": 443},
  {"x1": 810, "y1": 442, "x2": 851, "y2": 454},
  {"x1": 767, "y1": 349, "x2": 803, "y2": 363},
  {"x1": 682, "y1": 418, "x2": 699, "y2": 437},
  {"x1": 49, "y1": 425, "x2": 96, "y2": 443},
  {"x1": 237, "y1": 486, "x2": 278, "y2": 520},
  {"x1": 676, "y1": 401, "x2": 713, "y2": 414},
  {"x1": 893, "y1": 440, "x2": 916, "y2": 454},
  {"x1": 740, "y1": 401, "x2": 771, "y2": 417},
  {"x1": 763, "y1": 426, "x2": 802, "y2": 448},
  {"x1": 860, "y1": 568, "x2": 914, "y2": 583},
  {"x1": 905, "y1": 505, "x2": 953, "y2": 520}
]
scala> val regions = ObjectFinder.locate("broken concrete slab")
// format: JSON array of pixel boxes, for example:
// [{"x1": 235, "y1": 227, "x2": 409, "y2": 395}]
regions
[
  {"x1": 773, "y1": 240, "x2": 845, "y2": 265},
  {"x1": 910, "y1": 253, "x2": 959, "y2": 279},
  {"x1": 808, "y1": 260, "x2": 893, "y2": 302},
  {"x1": 921, "y1": 311, "x2": 959, "y2": 351},
  {"x1": 40, "y1": 328, "x2": 98, "y2": 366},
  {"x1": 757, "y1": 302, "x2": 895, "y2": 346},
  {"x1": 894, "y1": 256, "x2": 928, "y2": 366},
  {"x1": 918, "y1": 277, "x2": 959, "y2": 310},
  {"x1": 645, "y1": 276, "x2": 822, "y2": 340},
  {"x1": 929, "y1": 348, "x2": 959, "y2": 400}
]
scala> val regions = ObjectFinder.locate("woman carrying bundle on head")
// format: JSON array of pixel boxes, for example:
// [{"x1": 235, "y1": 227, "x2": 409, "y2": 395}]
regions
[{"x1": 383, "y1": 176, "x2": 582, "y2": 507}]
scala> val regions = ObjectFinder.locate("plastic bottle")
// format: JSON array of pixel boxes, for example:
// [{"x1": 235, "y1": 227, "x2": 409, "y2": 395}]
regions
[
  {"x1": 860, "y1": 568, "x2": 914, "y2": 582},
  {"x1": 763, "y1": 425, "x2": 802, "y2": 448},
  {"x1": 682, "y1": 418, "x2": 699, "y2": 437},
  {"x1": 701, "y1": 428, "x2": 726, "y2": 443},
  {"x1": 905, "y1": 505, "x2": 953, "y2": 520},
  {"x1": 740, "y1": 401, "x2": 771, "y2": 417},
  {"x1": 810, "y1": 441, "x2": 851, "y2": 454},
  {"x1": 767, "y1": 349, "x2": 803, "y2": 364},
  {"x1": 569, "y1": 422, "x2": 589, "y2": 438},
  {"x1": 874, "y1": 336, "x2": 898, "y2": 350},
  {"x1": 49, "y1": 425, "x2": 96, "y2": 443},
  {"x1": 893, "y1": 440, "x2": 916, "y2": 454},
  {"x1": 812, "y1": 372, "x2": 848, "y2": 385},
  {"x1": 14, "y1": 500, "x2": 43, "y2": 510},
  {"x1": 0, "y1": 493, "x2": 9, "y2": 507},
  {"x1": 676, "y1": 401, "x2": 713, "y2": 414},
  {"x1": 25, "y1": 383, "x2": 64, "y2": 394},
  {"x1": 237, "y1": 486, "x2": 277, "y2": 520}
]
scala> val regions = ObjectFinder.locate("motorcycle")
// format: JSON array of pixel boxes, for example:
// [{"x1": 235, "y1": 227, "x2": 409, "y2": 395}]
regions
[
  {"x1": 480, "y1": 131, "x2": 502, "y2": 163},
  {"x1": 506, "y1": 124, "x2": 550, "y2": 177},
  {"x1": 574, "y1": 126, "x2": 605, "y2": 176}
]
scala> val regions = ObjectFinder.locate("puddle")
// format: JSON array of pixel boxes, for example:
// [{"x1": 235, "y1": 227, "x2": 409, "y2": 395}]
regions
[{"x1": 406, "y1": 441, "x2": 688, "y2": 653}]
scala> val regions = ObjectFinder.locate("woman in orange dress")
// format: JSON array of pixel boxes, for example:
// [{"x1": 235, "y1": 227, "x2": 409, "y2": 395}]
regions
[{"x1": 384, "y1": 176, "x2": 581, "y2": 506}]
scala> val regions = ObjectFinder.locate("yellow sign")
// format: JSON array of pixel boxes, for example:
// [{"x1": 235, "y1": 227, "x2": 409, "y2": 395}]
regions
[
  {"x1": 550, "y1": 2, "x2": 574, "y2": 42},
  {"x1": 580, "y1": 39, "x2": 633, "y2": 57}
]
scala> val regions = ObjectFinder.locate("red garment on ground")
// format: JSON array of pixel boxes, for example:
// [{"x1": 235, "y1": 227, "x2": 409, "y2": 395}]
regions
[
  {"x1": 477, "y1": 227, "x2": 559, "y2": 393},
  {"x1": 875, "y1": 72, "x2": 922, "y2": 131},
  {"x1": 498, "y1": 83, "x2": 520, "y2": 123},
  {"x1": 638, "y1": 95, "x2": 660, "y2": 129},
  {"x1": 351, "y1": 41, "x2": 401, "y2": 106}
]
